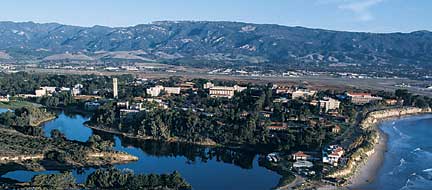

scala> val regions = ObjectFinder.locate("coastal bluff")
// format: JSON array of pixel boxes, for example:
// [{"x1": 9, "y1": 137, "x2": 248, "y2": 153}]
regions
[{"x1": 328, "y1": 107, "x2": 431, "y2": 181}]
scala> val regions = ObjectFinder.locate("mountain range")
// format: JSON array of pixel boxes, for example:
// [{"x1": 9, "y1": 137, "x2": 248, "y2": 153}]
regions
[{"x1": 0, "y1": 21, "x2": 431, "y2": 68}]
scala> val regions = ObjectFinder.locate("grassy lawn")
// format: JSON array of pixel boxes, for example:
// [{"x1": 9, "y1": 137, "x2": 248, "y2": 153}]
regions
[{"x1": 0, "y1": 100, "x2": 42, "y2": 109}]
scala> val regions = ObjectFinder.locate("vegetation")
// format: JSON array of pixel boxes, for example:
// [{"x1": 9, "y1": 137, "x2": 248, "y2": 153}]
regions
[
  {"x1": 86, "y1": 168, "x2": 191, "y2": 190},
  {"x1": 0, "y1": 106, "x2": 55, "y2": 135}
]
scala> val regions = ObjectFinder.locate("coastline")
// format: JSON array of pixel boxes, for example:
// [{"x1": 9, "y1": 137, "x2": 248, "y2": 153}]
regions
[
  {"x1": 347, "y1": 126, "x2": 387, "y2": 189},
  {"x1": 340, "y1": 107, "x2": 431, "y2": 188}
]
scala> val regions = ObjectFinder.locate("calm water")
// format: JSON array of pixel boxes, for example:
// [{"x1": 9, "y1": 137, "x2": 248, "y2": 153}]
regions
[
  {"x1": 1, "y1": 110, "x2": 280, "y2": 190},
  {"x1": 365, "y1": 114, "x2": 432, "y2": 190}
]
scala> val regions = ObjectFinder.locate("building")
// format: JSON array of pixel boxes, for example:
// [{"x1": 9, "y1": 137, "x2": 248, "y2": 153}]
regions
[
  {"x1": 322, "y1": 145, "x2": 345, "y2": 166},
  {"x1": 319, "y1": 97, "x2": 341, "y2": 112},
  {"x1": 385, "y1": 99, "x2": 398, "y2": 105},
  {"x1": 113, "y1": 78, "x2": 118, "y2": 99},
  {"x1": 267, "y1": 122, "x2": 288, "y2": 131},
  {"x1": 0, "y1": 95, "x2": 10, "y2": 102},
  {"x1": 203, "y1": 82, "x2": 215, "y2": 89},
  {"x1": 117, "y1": 101, "x2": 129, "y2": 109},
  {"x1": 129, "y1": 103, "x2": 144, "y2": 111},
  {"x1": 146, "y1": 86, "x2": 164, "y2": 97},
  {"x1": 209, "y1": 85, "x2": 246, "y2": 98},
  {"x1": 163, "y1": 87, "x2": 181, "y2": 95},
  {"x1": 346, "y1": 93, "x2": 382, "y2": 105},
  {"x1": 291, "y1": 89, "x2": 316, "y2": 99},
  {"x1": 332, "y1": 125, "x2": 341, "y2": 134},
  {"x1": 292, "y1": 151, "x2": 311, "y2": 161},
  {"x1": 35, "y1": 86, "x2": 57, "y2": 97}
]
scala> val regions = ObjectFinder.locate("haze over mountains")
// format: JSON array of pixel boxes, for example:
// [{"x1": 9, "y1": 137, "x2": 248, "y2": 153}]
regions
[{"x1": 0, "y1": 21, "x2": 431, "y2": 68}]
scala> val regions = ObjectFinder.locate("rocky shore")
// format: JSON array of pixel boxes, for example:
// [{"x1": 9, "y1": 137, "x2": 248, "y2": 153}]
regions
[{"x1": 329, "y1": 107, "x2": 431, "y2": 187}]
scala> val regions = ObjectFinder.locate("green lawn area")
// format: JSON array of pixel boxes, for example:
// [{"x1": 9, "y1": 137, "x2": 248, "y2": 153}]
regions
[{"x1": 0, "y1": 100, "x2": 42, "y2": 109}]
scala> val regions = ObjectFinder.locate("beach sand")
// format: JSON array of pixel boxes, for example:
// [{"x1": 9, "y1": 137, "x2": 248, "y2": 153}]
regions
[{"x1": 347, "y1": 128, "x2": 388, "y2": 190}]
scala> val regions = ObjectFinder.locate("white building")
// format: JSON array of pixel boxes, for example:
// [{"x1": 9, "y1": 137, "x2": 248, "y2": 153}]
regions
[
  {"x1": 35, "y1": 86, "x2": 57, "y2": 97},
  {"x1": 163, "y1": 87, "x2": 181, "y2": 95},
  {"x1": 113, "y1": 78, "x2": 118, "y2": 99},
  {"x1": 209, "y1": 85, "x2": 246, "y2": 98},
  {"x1": 146, "y1": 85, "x2": 164, "y2": 97},
  {"x1": 322, "y1": 145, "x2": 345, "y2": 166},
  {"x1": 203, "y1": 82, "x2": 215, "y2": 89},
  {"x1": 319, "y1": 97, "x2": 340, "y2": 112},
  {"x1": 347, "y1": 93, "x2": 382, "y2": 105},
  {"x1": 291, "y1": 89, "x2": 316, "y2": 99}
]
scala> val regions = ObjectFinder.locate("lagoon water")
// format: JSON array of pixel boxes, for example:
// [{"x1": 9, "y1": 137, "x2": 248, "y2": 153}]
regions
[
  {"x1": 1, "y1": 111, "x2": 281, "y2": 190},
  {"x1": 364, "y1": 114, "x2": 432, "y2": 190}
]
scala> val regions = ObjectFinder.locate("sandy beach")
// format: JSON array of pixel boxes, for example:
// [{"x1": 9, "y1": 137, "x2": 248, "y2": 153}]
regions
[{"x1": 347, "y1": 127, "x2": 388, "y2": 189}]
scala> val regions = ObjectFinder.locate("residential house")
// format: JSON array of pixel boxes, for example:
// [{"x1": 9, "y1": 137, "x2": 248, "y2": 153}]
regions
[
  {"x1": 322, "y1": 145, "x2": 345, "y2": 166},
  {"x1": 292, "y1": 151, "x2": 311, "y2": 161}
]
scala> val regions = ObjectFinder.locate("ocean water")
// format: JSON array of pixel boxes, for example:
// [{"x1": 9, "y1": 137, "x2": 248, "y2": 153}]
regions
[{"x1": 365, "y1": 114, "x2": 432, "y2": 190}]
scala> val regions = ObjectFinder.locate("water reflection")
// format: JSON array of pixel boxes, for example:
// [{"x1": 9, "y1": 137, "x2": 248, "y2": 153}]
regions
[{"x1": 1, "y1": 112, "x2": 281, "y2": 190}]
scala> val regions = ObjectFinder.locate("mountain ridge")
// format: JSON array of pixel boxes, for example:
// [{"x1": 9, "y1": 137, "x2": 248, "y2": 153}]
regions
[{"x1": 0, "y1": 20, "x2": 431, "y2": 68}]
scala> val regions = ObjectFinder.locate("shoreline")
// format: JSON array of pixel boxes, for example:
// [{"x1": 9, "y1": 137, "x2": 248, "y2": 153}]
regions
[
  {"x1": 342, "y1": 107, "x2": 431, "y2": 188},
  {"x1": 347, "y1": 126, "x2": 387, "y2": 189}
]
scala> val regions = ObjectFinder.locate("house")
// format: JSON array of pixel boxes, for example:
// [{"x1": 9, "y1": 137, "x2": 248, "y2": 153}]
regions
[
  {"x1": 292, "y1": 151, "x2": 311, "y2": 161},
  {"x1": 319, "y1": 97, "x2": 340, "y2": 112},
  {"x1": 266, "y1": 153, "x2": 280, "y2": 163},
  {"x1": 346, "y1": 92, "x2": 382, "y2": 105},
  {"x1": 322, "y1": 145, "x2": 345, "y2": 166}
]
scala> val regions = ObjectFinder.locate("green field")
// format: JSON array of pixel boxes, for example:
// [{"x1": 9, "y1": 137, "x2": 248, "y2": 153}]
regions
[{"x1": 0, "y1": 101, "x2": 42, "y2": 109}]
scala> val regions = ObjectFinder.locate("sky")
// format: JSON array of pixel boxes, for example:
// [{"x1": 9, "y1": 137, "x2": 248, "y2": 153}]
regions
[{"x1": 0, "y1": 0, "x2": 430, "y2": 33}]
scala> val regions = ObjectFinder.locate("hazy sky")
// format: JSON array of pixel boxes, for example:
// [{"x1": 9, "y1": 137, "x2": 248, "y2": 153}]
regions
[{"x1": 0, "y1": 0, "x2": 430, "y2": 33}]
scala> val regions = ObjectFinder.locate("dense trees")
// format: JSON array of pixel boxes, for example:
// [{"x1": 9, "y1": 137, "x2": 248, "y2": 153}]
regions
[
  {"x1": 30, "y1": 172, "x2": 76, "y2": 189},
  {"x1": 25, "y1": 169, "x2": 192, "y2": 190},
  {"x1": 86, "y1": 168, "x2": 192, "y2": 190}
]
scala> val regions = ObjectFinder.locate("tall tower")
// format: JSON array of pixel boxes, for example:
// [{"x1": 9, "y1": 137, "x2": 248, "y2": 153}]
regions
[{"x1": 113, "y1": 78, "x2": 118, "y2": 99}]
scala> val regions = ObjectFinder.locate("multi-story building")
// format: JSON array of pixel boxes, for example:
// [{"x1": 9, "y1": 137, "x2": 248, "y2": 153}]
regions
[
  {"x1": 291, "y1": 89, "x2": 316, "y2": 99},
  {"x1": 347, "y1": 93, "x2": 382, "y2": 105},
  {"x1": 146, "y1": 85, "x2": 164, "y2": 97},
  {"x1": 319, "y1": 97, "x2": 341, "y2": 112},
  {"x1": 209, "y1": 85, "x2": 246, "y2": 98},
  {"x1": 163, "y1": 87, "x2": 181, "y2": 95}
]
